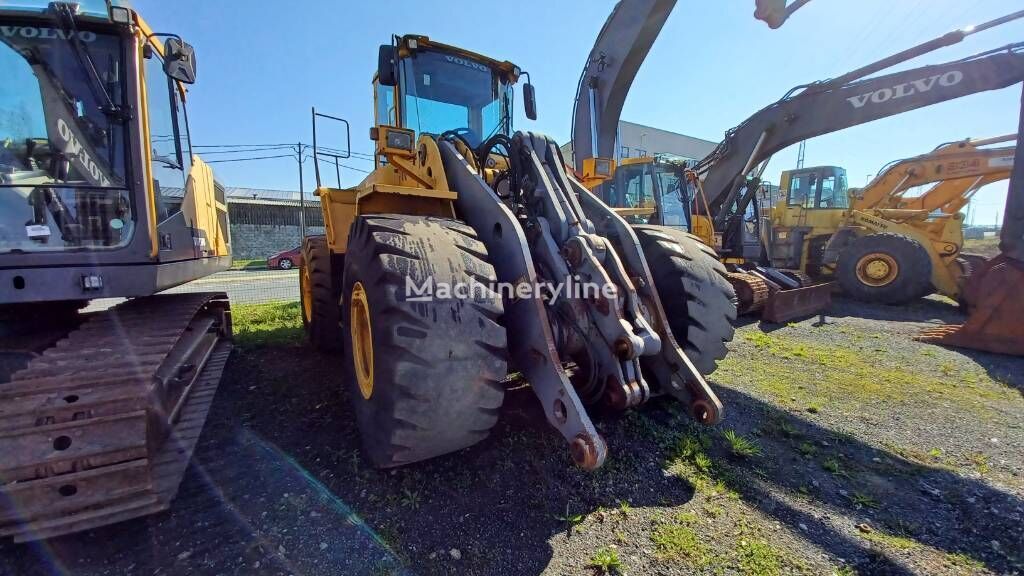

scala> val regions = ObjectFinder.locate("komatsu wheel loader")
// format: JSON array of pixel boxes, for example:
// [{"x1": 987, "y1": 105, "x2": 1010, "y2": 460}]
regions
[
  {"x1": 300, "y1": 34, "x2": 736, "y2": 471},
  {"x1": 770, "y1": 136, "x2": 1014, "y2": 304},
  {"x1": 0, "y1": 1, "x2": 231, "y2": 541}
]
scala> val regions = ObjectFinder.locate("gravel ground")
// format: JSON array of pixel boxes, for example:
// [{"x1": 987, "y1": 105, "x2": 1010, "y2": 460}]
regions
[{"x1": 1, "y1": 296, "x2": 1021, "y2": 575}]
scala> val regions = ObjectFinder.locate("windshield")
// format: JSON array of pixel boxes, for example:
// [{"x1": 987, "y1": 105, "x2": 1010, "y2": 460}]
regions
[
  {"x1": 0, "y1": 22, "x2": 130, "y2": 252},
  {"x1": 399, "y1": 48, "x2": 510, "y2": 147}
]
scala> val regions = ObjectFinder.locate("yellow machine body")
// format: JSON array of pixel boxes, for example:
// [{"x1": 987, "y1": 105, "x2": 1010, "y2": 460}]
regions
[{"x1": 770, "y1": 137, "x2": 1014, "y2": 300}]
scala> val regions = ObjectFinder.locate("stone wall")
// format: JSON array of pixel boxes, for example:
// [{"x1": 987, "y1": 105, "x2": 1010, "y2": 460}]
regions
[{"x1": 230, "y1": 224, "x2": 325, "y2": 260}]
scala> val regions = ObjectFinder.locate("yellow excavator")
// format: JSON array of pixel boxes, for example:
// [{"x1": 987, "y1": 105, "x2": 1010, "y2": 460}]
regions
[
  {"x1": 769, "y1": 135, "x2": 1015, "y2": 303},
  {"x1": 0, "y1": 2, "x2": 231, "y2": 541}
]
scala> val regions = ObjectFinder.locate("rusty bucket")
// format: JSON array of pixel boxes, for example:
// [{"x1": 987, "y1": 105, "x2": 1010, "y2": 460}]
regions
[{"x1": 916, "y1": 255, "x2": 1024, "y2": 356}]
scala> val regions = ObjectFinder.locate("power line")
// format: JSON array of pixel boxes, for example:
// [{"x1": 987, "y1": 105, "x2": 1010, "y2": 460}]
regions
[
  {"x1": 194, "y1": 142, "x2": 295, "y2": 149},
  {"x1": 198, "y1": 146, "x2": 297, "y2": 155},
  {"x1": 205, "y1": 154, "x2": 297, "y2": 164}
]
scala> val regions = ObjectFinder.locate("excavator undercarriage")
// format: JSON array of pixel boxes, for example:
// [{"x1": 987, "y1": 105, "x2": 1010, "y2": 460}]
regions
[{"x1": 0, "y1": 294, "x2": 231, "y2": 542}]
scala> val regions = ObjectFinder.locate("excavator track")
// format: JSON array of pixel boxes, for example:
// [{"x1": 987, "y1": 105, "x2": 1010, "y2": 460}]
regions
[
  {"x1": 0, "y1": 293, "x2": 231, "y2": 542},
  {"x1": 727, "y1": 272, "x2": 770, "y2": 314}
]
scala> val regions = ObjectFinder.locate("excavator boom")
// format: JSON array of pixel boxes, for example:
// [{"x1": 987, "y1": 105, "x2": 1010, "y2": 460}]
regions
[{"x1": 702, "y1": 43, "x2": 1024, "y2": 238}]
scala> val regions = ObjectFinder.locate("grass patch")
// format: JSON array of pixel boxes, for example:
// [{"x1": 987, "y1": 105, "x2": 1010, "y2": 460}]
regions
[
  {"x1": 850, "y1": 492, "x2": 880, "y2": 509},
  {"x1": 736, "y1": 539, "x2": 782, "y2": 576},
  {"x1": 232, "y1": 302, "x2": 304, "y2": 348},
  {"x1": 651, "y1": 523, "x2": 708, "y2": 564},
  {"x1": 723, "y1": 429, "x2": 763, "y2": 458},
  {"x1": 860, "y1": 530, "x2": 920, "y2": 550},
  {"x1": 588, "y1": 547, "x2": 623, "y2": 574},
  {"x1": 944, "y1": 552, "x2": 983, "y2": 570},
  {"x1": 723, "y1": 327, "x2": 1018, "y2": 418},
  {"x1": 230, "y1": 258, "x2": 266, "y2": 270}
]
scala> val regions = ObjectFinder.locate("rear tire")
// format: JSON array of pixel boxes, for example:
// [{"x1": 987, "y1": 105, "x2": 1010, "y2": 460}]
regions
[
  {"x1": 300, "y1": 236, "x2": 342, "y2": 351},
  {"x1": 836, "y1": 233, "x2": 932, "y2": 304},
  {"x1": 634, "y1": 226, "x2": 737, "y2": 375},
  {"x1": 342, "y1": 215, "x2": 507, "y2": 468}
]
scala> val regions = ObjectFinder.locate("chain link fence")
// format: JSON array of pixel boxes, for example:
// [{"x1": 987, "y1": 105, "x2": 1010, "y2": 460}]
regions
[{"x1": 164, "y1": 197, "x2": 322, "y2": 306}]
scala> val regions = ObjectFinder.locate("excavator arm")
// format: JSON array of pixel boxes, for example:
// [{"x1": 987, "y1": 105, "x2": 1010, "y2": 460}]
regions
[
  {"x1": 700, "y1": 41, "x2": 1024, "y2": 231},
  {"x1": 570, "y1": 0, "x2": 815, "y2": 172}
]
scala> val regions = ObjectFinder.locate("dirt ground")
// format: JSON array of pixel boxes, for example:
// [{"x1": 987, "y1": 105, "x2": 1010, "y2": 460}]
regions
[{"x1": 1, "y1": 296, "x2": 1021, "y2": 576}]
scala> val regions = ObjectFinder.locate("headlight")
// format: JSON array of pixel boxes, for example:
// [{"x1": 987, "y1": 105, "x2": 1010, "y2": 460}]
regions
[{"x1": 386, "y1": 129, "x2": 414, "y2": 152}]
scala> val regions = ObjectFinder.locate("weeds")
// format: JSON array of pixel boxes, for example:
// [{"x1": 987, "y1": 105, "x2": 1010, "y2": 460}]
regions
[
  {"x1": 821, "y1": 457, "x2": 844, "y2": 476},
  {"x1": 850, "y1": 492, "x2": 880, "y2": 509},
  {"x1": 723, "y1": 430, "x2": 763, "y2": 458},
  {"x1": 589, "y1": 547, "x2": 623, "y2": 574},
  {"x1": 968, "y1": 452, "x2": 990, "y2": 475},
  {"x1": 651, "y1": 523, "x2": 707, "y2": 564},
  {"x1": 736, "y1": 539, "x2": 782, "y2": 576},
  {"x1": 797, "y1": 442, "x2": 818, "y2": 457}
]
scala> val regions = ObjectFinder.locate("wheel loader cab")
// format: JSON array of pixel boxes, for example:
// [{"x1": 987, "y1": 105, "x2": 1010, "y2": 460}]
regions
[
  {"x1": 768, "y1": 166, "x2": 850, "y2": 271},
  {"x1": 376, "y1": 36, "x2": 519, "y2": 150}
]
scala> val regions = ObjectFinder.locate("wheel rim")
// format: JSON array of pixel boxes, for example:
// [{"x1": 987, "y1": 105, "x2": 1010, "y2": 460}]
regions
[
  {"x1": 300, "y1": 266, "x2": 313, "y2": 323},
  {"x1": 350, "y1": 281, "x2": 374, "y2": 399},
  {"x1": 855, "y1": 252, "x2": 899, "y2": 287},
  {"x1": 281, "y1": 259, "x2": 292, "y2": 269}
]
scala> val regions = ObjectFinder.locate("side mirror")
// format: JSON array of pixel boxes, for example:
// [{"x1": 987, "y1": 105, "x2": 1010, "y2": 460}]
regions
[
  {"x1": 378, "y1": 45, "x2": 397, "y2": 87},
  {"x1": 163, "y1": 38, "x2": 197, "y2": 84},
  {"x1": 523, "y1": 82, "x2": 537, "y2": 121}
]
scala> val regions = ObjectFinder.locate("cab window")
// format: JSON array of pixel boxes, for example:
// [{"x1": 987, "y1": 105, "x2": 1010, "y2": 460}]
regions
[
  {"x1": 818, "y1": 176, "x2": 838, "y2": 208},
  {"x1": 144, "y1": 45, "x2": 185, "y2": 221},
  {"x1": 787, "y1": 175, "x2": 805, "y2": 206}
]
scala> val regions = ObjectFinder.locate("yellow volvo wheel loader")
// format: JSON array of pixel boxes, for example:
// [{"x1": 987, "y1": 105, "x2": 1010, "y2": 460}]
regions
[
  {"x1": 299, "y1": 35, "x2": 735, "y2": 471},
  {"x1": 770, "y1": 135, "x2": 1015, "y2": 303},
  {"x1": 0, "y1": 2, "x2": 231, "y2": 541}
]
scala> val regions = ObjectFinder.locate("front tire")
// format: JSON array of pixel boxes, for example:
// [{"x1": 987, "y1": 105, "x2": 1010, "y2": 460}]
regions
[
  {"x1": 342, "y1": 215, "x2": 507, "y2": 468},
  {"x1": 836, "y1": 233, "x2": 932, "y2": 304},
  {"x1": 279, "y1": 258, "x2": 293, "y2": 270},
  {"x1": 300, "y1": 236, "x2": 342, "y2": 351},
  {"x1": 634, "y1": 226, "x2": 737, "y2": 376}
]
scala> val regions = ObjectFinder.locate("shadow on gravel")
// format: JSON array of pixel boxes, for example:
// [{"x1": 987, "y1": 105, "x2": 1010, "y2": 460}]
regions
[
  {"x1": 3, "y1": 337, "x2": 1020, "y2": 576},
  {"x1": 0, "y1": 344, "x2": 698, "y2": 576},
  {"x1": 825, "y1": 295, "x2": 965, "y2": 325},
  {"x1": 732, "y1": 294, "x2": 965, "y2": 332},
  {"x1": 709, "y1": 386, "x2": 1024, "y2": 575}
]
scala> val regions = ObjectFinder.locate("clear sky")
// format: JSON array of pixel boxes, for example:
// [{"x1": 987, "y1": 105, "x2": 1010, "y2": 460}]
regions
[{"x1": 136, "y1": 0, "x2": 1024, "y2": 225}]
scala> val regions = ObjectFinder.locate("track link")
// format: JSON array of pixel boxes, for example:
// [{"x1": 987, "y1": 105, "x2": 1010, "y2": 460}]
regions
[{"x1": 0, "y1": 293, "x2": 231, "y2": 542}]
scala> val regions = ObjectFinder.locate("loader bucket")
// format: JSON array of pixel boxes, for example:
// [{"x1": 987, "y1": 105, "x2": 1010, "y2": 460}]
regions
[
  {"x1": 916, "y1": 255, "x2": 1024, "y2": 356},
  {"x1": 761, "y1": 282, "x2": 833, "y2": 323}
]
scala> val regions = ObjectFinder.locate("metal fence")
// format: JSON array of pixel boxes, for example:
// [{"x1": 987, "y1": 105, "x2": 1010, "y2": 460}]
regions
[{"x1": 161, "y1": 200, "x2": 320, "y2": 306}]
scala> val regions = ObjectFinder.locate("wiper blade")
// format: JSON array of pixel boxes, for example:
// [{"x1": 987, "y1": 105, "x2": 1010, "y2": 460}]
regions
[{"x1": 51, "y1": 2, "x2": 123, "y2": 120}]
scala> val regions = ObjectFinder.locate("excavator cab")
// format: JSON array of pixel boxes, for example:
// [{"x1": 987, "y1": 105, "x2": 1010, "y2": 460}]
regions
[{"x1": 602, "y1": 157, "x2": 691, "y2": 230}]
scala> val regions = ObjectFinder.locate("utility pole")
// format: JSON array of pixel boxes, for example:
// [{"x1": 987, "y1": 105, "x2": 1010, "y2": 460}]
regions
[{"x1": 297, "y1": 142, "x2": 306, "y2": 240}]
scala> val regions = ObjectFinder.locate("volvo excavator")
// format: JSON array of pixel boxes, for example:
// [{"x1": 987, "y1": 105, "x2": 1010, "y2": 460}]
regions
[
  {"x1": 770, "y1": 136, "x2": 1014, "y2": 304},
  {"x1": 0, "y1": 2, "x2": 231, "y2": 541}
]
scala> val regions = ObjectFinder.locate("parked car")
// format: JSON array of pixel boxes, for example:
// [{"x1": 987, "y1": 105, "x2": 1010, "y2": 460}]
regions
[{"x1": 267, "y1": 246, "x2": 303, "y2": 270}]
